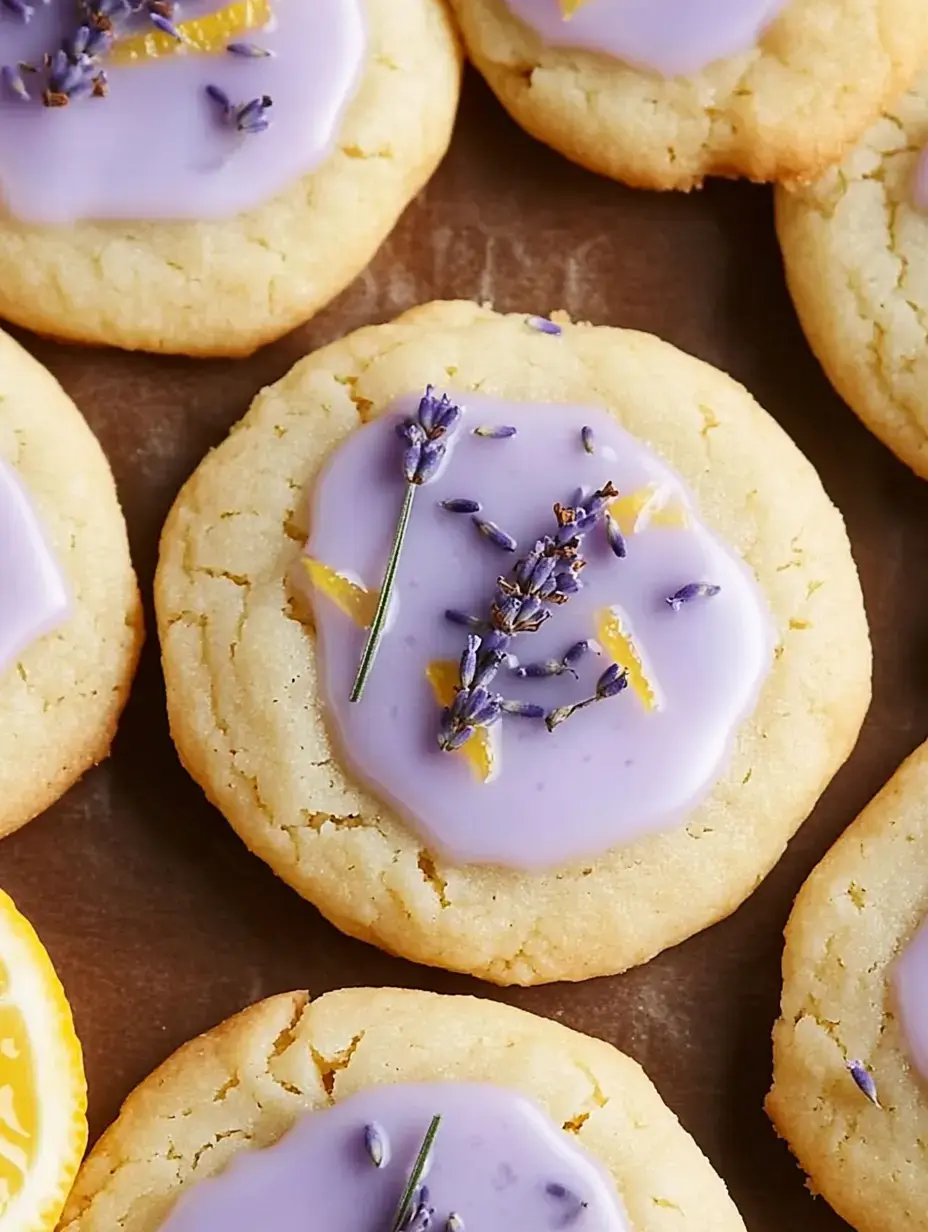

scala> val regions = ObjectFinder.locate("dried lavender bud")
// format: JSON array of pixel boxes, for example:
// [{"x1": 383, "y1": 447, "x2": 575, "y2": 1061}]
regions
[
  {"x1": 581, "y1": 426, "x2": 596, "y2": 454},
  {"x1": 605, "y1": 513, "x2": 626, "y2": 559},
  {"x1": 471, "y1": 649, "x2": 506, "y2": 690},
  {"x1": 446, "y1": 1216, "x2": 465, "y2": 1232},
  {"x1": 205, "y1": 82, "x2": 232, "y2": 115},
  {"x1": 525, "y1": 315, "x2": 562, "y2": 336},
  {"x1": 563, "y1": 639, "x2": 596, "y2": 667},
  {"x1": 460, "y1": 635, "x2": 480, "y2": 690},
  {"x1": 149, "y1": 11, "x2": 181, "y2": 38},
  {"x1": 444, "y1": 610, "x2": 487, "y2": 632},
  {"x1": 473, "y1": 425, "x2": 517, "y2": 439},
  {"x1": 1, "y1": 0, "x2": 33, "y2": 20},
  {"x1": 596, "y1": 663, "x2": 628, "y2": 699},
  {"x1": 1, "y1": 64, "x2": 29, "y2": 100},
  {"x1": 481, "y1": 629, "x2": 511, "y2": 655},
  {"x1": 515, "y1": 659, "x2": 565, "y2": 679},
  {"x1": 227, "y1": 40, "x2": 272, "y2": 56},
  {"x1": 847, "y1": 1060, "x2": 881, "y2": 1107},
  {"x1": 440, "y1": 723, "x2": 475, "y2": 752},
  {"x1": 397, "y1": 420, "x2": 426, "y2": 446},
  {"x1": 666, "y1": 582, "x2": 721, "y2": 611},
  {"x1": 364, "y1": 1122, "x2": 390, "y2": 1168},
  {"x1": 440, "y1": 497, "x2": 481, "y2": 514},
  {"x1": 412, "y1": 439, "x2": 445, "y2": 486},
  {"x1": 233, "y1": 93, "x2": 273, "y2": 134},
  {"x1": 501, "y1": 699, "x2": 546, "y2": 719},
  {"x1": 473, "y1": 516, "x2": 517, "y2": 553}
]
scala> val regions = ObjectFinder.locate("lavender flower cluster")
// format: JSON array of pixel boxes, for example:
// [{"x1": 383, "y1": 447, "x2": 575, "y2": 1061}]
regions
[
  {"x1": 397, "y1": 386, "x2": 463, "y2": 487},
  {"x1": 438, "y1": 483, "x2": 627, "y2": 751},
  {"x1": 1, "y1": 0, "x2": 176, "y2": 106}
]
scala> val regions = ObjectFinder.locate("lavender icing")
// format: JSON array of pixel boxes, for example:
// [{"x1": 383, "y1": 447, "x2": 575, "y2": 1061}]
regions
[
  {"x1": 913, "y1": 147, "x2": 928, "y2": 213},
  {"x1": 503, "y1": 0, "x2": 788, "y2": 78},
  {"x1": 0, "y1": 1, "x2": 365, "y2": 224},
  {"x1": 894, "y1": 914, "x2": 928, "y2": 1084},
  {"x1": 304, "y1": 393, "x2": 775, "y2": 871},
  {"x1": 0, "y1": 459, "x2": 69, "y2": 674},
  {"x1": 156, "y1": 1083, "x2": 629, "y2": 1232}
]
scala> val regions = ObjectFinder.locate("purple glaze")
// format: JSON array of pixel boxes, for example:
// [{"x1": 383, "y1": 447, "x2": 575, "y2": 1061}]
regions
[
  {"x1": 503, "y1": 0, "x2": 787, "y2": 77},
  {"x1": 0, "y1": 458, "x2": 69, "y2": 673},
  {"x1": 894, "y1": 915, "x2": 928, "y2": 1083},
  {"x1": 304, "y1": 394, "x2": 775, "y2": 870},
  {"x1": 157, "y1": 1083, "x2": 629, "y2": 1232},
  {"x1": 0, "y1": 1, "x2": 364, "y2": 223}
]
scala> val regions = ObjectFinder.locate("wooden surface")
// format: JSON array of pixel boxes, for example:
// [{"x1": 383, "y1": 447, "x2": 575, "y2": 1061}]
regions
[{"x1": 4, "y1": 72, "x2": 927, "y2": 1232}]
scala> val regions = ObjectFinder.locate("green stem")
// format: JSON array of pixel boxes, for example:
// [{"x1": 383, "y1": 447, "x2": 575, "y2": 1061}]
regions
[
  {"x1": 350, "y1": 481, "x2": 417, "y2": 703},
  {"x1": 388, "y1": 1115, "x2": 442, "y2": 1232}
]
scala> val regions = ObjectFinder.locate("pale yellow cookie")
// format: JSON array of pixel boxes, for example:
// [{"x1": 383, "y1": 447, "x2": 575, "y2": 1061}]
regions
[
  {"x1": 155, "y1": 300, "x2": 870, "y2": 985},
  {"x1": 767, "y1": 738, "x2": 928, "y2": 1231},
  {"x1": 58, "y1": 987, "x2": 747, "y2": 1231},
  {"x1": 776, "y1": 70, "x2": 928, "y2": 479},
  {"x1": 0, "y1": 0, "x2": 460, "y2": 357},
  {"x1": 0, "y1": 328, "x2": 143, "y2": 841},
  {"x1": 448, "y1": 0, "x2": 928, "y2": 189}
]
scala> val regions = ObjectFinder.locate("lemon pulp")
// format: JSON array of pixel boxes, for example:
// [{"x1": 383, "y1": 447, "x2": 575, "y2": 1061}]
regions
[
  {"x1": 596, "y1": 607, "x2": 658, "y2": 712},
  {"x1": 0, "y1": 961, "x2": 37, "y2": 1215},
  {"x1": 609, "y1": 483, "x2": 690, "y2": 537},
  {"x1": 303, "y1": 558, "x2": 379, "y2": 629},
  {"x1": 426, "y1": 661, "x2": 495, "y2": 783}
]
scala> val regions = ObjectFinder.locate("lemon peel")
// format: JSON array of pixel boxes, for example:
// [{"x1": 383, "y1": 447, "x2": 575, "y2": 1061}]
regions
[{"x1": 109, "y1": 0, "x2": 272, "y2": 65}]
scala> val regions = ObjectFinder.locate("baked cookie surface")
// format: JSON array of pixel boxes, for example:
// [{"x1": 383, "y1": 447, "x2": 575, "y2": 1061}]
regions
[
  {"x1": 447, "y1": 0, "x2": 928, "y2": 189},
  {"x1": 155, "y1": 300, "x2": 870, "y2": 985},
  {"x1": 777, "y1": 70, "x2": 928, "y2": 479},
  {"x1": 767, "y1": 739, "x2": 928, "y2": 1231},
  {"x1": 58, "y1": 987, "x2": 747, "y2": 1231},
  {"x1": 0, "y1": 0, "x2": 460, "y2": 356},
  {"x1": 0, "y1": 329, "x2": 142, "y2": 841}
]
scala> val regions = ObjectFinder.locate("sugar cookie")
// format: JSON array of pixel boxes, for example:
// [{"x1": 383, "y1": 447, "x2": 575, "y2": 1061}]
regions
[
  {"x1": 155, "y1": 301, "x2": 870, "y2": 985},
  {"x1": 0, "y1": 327, "x2": 142, "y2": 840},
  {"x1": 777, "y1": 69, "x2": 928, "y2": 478},
  {"x1": 59, "y1": 987, "x2": 746, "y2": 1232},
  {"x1": 447, "y1": 0, "x2": 928, "y2": 189},
  {"x1": 0, "y1": 0, "x2": 460, "y2": 355},
  {"x1": 768, "y1": 738, "x2": 928, "y2": 1231}
]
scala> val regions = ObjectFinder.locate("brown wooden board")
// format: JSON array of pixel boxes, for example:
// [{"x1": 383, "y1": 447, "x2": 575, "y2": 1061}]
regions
[{"x1": 3, "y1": 73, "x2": 927, "y2": 1232}]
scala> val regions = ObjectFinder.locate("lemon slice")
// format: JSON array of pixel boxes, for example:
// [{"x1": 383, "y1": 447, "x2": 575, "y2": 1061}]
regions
[
  {"x1": 596, "y1": 607, "x2": 659, "y2": 712},
  {"x1": 426, "y1": 661, "x2": 495, "y2": 783},
  {"x1": 0, "y1": 889, "x2": 86, "y2": 1232},
  {"x1": 109, "y1": 0, "x2": 272, "y2": 65},
  {"x1": 302, "y1": 558, "x2": 378, "y2": 629},
  {"x1": 608, "y1": 483, "x2": 690, "y2": 537},
  {"x1": 558, "y1": 0, "x2": 590, "y2": 15}
]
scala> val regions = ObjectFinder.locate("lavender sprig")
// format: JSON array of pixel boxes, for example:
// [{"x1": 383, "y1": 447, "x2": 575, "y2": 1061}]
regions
[
  {"x1": 438, "y1": 484, "x2": 617, "y2": 753},
  {"x1": 388, "y1": 1116, "x2": 442, "y2": 1232},
  {"x1": 515, "y1": 639, "x2": 598, "y2": 680},
  {"x1": 545, "y1": 663, "x2": 628, "y2": 732},
  {"x1": 350, "y1": 388, "x2": 462, "y2": 703}
]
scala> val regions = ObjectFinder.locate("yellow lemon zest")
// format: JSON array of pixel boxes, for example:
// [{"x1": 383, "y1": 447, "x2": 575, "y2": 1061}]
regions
[
  {"x1": 608, "y1": 483, "x2": 690, "y2": 537},
  {"x1": 0, "y1": 890, "x2": 86, "y2": 1228},
  {"x1": 109, "y1": 0, "x2": 272, "y2": 64},
  {"x1": 596, "y1": 607, "x2": 658, "y2": 712},
  {"x1": 302, "y1": 558, "x2": 378, "y2": 629},
  {"x1": 426, "y1": 661, "x2": 494, "y2": 783},
  {"x1": 558, "y1": 0, "x2": 590, "y2": 16}
]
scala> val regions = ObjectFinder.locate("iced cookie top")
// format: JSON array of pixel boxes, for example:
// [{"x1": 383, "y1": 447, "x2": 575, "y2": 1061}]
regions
[
  {"x1": 894, "y1": 914, "x2": 928, "y2": 1084},
  {"x1": 0, "y1": 0, "x2": 364, "y2": 224},
  {"x1": 304, "y1": 387, "x2": 775, "y2": 870},
  {"x1": 156, "y1": 1083, "x2": 629, "y2": 1232},
  {"x1": 503, "y1": 0, "x2": 787, "y2": 78},
  {"x1": 0, "y1": 459, "x2": 69, "y2": 675}
]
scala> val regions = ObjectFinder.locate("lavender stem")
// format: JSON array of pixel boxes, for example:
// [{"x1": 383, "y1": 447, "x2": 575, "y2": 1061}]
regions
[
  {"x1": 388, "y1": 1116, "x2": 442, "y2": 1232},
  {"x1": 349, "y1": 482, "x2": 416, "y2": 703}
]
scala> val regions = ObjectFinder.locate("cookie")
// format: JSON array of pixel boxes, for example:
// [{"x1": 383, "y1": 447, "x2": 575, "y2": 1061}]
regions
[
  {"x1": 0, "y1": 0, "x2": 460, "y2": 356},
  {"x1": 58, "y1": 987, "x2": 747, "y2": 1231},
  {"x1": 776, "y1": 69, "x2": 928, "y2": 479},
  {"x1": 447, "y1": 0, "x2": 928, "y2": 190},
  {"x1": 155, "y1": 300, "x2": 870, "y2": 985},
  {"x1": 767, "y1": 738, "x2": 928, "y2": 1231},
  {"x1": 0, "y1": 327, "x2": 142, "y2": 841}
]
